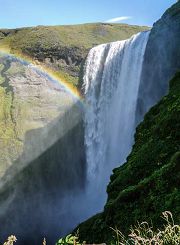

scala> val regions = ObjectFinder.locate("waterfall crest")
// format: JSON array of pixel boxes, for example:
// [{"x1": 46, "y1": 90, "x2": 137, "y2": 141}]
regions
[{"x1": 83, "y1": 31, "x2": 150, "y2": 197}]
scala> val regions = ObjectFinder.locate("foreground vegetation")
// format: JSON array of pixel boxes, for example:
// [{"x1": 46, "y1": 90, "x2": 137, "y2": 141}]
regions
[
  {"x1": 2, "y1": 211, "x2": 179, "y2": 244},
  {"x1": 110, "y1": 211, "x2": 180, "y2": 245},
  {"x1": 58, "y1": 212, "x2": 180, "y2": 245}
]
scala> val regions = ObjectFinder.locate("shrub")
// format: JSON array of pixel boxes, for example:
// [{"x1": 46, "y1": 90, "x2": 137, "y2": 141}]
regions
[{"x1": 111, "y1": 211, "x2": 180, "y2": 245}]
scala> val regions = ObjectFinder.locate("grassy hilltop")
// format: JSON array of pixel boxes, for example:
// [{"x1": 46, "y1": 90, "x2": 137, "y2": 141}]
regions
[
  {"x1": 0, "y1": 23, "x2": 148, "y2": 49},
  {"x1": 0, "y1": 23, "x2": 148, "y2": 88}
]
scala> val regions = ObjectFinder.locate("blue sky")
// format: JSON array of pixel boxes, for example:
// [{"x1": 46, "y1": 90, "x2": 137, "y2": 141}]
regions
[{"x1": 0, "y1": 0, "x2": 176, "y2": 29}]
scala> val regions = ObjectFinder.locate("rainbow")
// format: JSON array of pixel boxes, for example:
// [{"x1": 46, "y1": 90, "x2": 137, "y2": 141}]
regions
[{"x1": 0, "y1": 47, "x2": 83, "y2": 102}]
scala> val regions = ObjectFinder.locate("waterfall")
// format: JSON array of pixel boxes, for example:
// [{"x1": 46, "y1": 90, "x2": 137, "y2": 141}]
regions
[{"x1": 83, "y1": 31, "x2": 150, "y2": 204}]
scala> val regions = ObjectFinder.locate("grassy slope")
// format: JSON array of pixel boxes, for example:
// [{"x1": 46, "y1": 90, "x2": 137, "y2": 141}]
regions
[
  {"x1": 0, "y1": 23, "x2": 148, "y2": 88},
  {"x1": 0, "y1": 23, "x2": 148, "y2": 49},
  {"x1": 76, "y1": 72, "x2": 180, "y2": 244}
]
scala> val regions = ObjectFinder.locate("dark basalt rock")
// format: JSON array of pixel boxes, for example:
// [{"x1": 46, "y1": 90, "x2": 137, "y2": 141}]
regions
[
  {"x1": 136, "y1": 1, "x2": 180, "y2": 123},
  {"x1": 23, "y1": 45, "x2": 86, "y2": 78}
]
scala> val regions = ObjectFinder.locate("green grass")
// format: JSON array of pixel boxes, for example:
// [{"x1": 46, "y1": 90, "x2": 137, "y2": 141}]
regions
[{"x1": 0, "y1": 23, "x2": 149, "y2": 50}]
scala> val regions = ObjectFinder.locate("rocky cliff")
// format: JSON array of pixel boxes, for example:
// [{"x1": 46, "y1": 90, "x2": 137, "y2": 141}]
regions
[
  {"x1": 0, "y1": 54, "x2": 78, "y2": 178},
  {"x1": 0, "y1": 54, "x2": 87, "y2": 244},
  {"x1": 136, "y1": 1, "x2": 180, "y2": 122},
  {"x1": 0, "y1": 102, "x2": 86, "y2": 245}
]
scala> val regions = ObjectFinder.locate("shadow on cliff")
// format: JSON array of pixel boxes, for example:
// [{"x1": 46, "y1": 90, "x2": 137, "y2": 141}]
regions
[{"x1": 0, "y1": 102, "x2": 86, "y2": 245}]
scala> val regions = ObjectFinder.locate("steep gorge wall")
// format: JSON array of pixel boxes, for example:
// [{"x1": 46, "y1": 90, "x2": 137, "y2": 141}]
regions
[
  {"x1": 0, "y1": 103, "x2": 86, "y2": 245},
  {"x1": 0, "y1": 55, "x2": 78, "y2": 178},
  {"x1": 136, "y1": 1, "x2": 180, "y2": 122}
]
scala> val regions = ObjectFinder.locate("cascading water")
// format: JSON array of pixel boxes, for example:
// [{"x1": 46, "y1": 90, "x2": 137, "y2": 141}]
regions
[{"x1": 83, "y1": 31, "x2": 150, "y2": 208}]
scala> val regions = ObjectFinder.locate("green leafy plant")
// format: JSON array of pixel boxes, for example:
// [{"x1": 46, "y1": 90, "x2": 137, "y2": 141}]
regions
[{"x1": 56, "y1": 233, "x2": 85, "y2": 245}]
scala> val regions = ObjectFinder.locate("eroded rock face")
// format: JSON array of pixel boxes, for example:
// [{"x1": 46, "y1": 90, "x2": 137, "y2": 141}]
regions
[
  {"x1": 25, "y1": 45, "x2": 86, "y2": 78},
  {"x1": 0, "y1": 54, "x2": 78, "y2": 177},
  {"x1": 0, "y1": 54, "x2": 86, "y2": 244},
  {"x1": 0, "y1": 106, "x2": 86, "y2": 245},
  {"x1": 136, "y1": 1, "x2": 180, "y2": 122}
]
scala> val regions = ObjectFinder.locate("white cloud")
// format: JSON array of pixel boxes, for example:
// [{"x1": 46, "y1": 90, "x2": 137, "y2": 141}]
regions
[{"x1": 105, "y1": 16, "x2": 132, "y2": 23}]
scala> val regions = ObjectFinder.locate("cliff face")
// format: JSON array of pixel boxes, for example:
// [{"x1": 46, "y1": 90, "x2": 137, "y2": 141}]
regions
[
  {"x1": 0, "y1": 103, "x2": 86, "y2": 245},
  {"x1": 136, "y1": 1, "x2": 180, "y2": 123},
  {"x1": 0, "y1": 54, "x2": 78, "y2": 178},
  {"x1": 0, "y1": 23, "x2": 149, "y2": 88},
  {"x1": 0, "y1": 54, "x2": 86, "y2": 244},
  {"x1": 76, "y1": 71, "x2": 180, "y2": 244}
]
